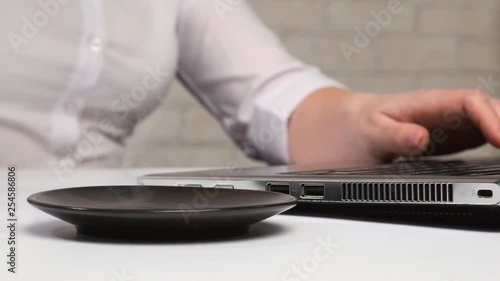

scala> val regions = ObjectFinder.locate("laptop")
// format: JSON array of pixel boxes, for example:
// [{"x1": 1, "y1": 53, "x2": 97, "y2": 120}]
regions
[{"x1": 138, "y1": 157, "x2": 500, "y2": 221}]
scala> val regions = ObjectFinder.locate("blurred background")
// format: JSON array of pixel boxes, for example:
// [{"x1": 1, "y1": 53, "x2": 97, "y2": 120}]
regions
[{"x1": 123, "y1": 0, "x2": 500, "y2": 168}]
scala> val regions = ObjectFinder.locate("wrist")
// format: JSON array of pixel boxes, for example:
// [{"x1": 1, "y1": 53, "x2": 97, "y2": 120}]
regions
[
  {"x1": 287, "y1": 87, "x2": 352, "y2": 164},
  {"x1": 288, "y1": 87, "x2": 351, "y2": 124}
]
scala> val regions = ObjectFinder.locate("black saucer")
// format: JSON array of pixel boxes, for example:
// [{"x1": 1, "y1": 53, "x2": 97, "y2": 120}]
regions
[{"x1": 27, "y1": 185, "x2": 296, "y2": 240}]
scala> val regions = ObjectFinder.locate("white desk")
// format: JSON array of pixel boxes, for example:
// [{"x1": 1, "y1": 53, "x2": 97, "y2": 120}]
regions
[{"x1": 1, "y1": 169, "x2": 499, "y2": 281}]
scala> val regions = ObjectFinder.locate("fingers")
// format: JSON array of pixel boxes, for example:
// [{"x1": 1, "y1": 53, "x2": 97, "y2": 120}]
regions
[
  {"x1": 388, "y1": 89, "x2": 500, "y2": 150},
  {"x1": 368, "y1": 114, "x2": 430, "y2": 159},
  {"x1": 461, "y1": 90, "x2": 500, "y2": 148},
  {"x1": 489, "y1": 97, "x2": 500, "y2": 120}
]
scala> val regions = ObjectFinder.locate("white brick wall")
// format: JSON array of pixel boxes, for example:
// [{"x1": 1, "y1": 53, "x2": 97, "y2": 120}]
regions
[{"x1": 123, "y1": 0, "x2": 500, "y2": 168}]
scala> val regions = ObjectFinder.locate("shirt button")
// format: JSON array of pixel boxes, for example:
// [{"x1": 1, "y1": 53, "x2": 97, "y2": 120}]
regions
[{"x1": 89, "y1": 37, "x2": 103, "y2": 53}]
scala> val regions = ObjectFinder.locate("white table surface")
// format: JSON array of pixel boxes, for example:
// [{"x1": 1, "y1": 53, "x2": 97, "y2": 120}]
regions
[{"x1": 1, "y1": 168, "x2": 500, "y2": 281}]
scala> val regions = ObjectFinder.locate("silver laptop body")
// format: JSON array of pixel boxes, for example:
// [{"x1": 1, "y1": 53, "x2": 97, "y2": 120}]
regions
[{"x1": 139, "y1": 158, "x2": 500, "y2": 208}]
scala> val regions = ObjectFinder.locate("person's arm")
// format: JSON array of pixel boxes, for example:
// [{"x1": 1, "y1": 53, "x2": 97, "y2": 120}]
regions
[
  {"x1": 289, "y1": 87, "x2": 500, "y2": 166},
  {"x1": 177, "y1": 1, "x2": 500, "y2": 167},
  {"x1": 177, "y1": 0, "x2": 345, "y2": 164}
]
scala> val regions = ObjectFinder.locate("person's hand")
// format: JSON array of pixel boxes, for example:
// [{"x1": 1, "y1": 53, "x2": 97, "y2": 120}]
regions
[{"x1": 288, "y1": 87, "x2": 500, "y2": 166}]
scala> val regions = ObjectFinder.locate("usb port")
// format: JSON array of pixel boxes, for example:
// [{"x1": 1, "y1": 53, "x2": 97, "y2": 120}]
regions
[
  {"x1": 301, "y1": 184, "x2": 325, "y2": 198},
  {"x1": 267, "y1": 183, "x2": 290, "y2": 195}
]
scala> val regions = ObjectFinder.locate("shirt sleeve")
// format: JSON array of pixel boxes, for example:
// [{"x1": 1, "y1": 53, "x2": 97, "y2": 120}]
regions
[{"x1": 177, "y1": 0, "x2": 347, "y2": 164}]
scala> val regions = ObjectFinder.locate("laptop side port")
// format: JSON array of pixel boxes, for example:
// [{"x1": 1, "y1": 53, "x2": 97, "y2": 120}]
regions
[
  {"x1": 301, "y1": 184, "x2": 325, "y2": 199},
  {"x1": 267, "y1": 183, "x2": 290, "y2": 195}
]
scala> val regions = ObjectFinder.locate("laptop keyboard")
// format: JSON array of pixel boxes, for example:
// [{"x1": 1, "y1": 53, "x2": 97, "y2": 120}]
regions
[{"x1": 285, "y1": 158, "x2": 500, "y2": 176}]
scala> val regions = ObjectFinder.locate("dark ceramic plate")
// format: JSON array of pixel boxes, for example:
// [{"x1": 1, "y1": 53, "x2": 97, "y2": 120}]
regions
[{"x1": 27, "y1": 185, "x2": 296, "y2": 239}]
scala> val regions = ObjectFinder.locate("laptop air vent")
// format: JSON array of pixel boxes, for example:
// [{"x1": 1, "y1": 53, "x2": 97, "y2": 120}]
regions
[{"x1": 341, "y1": 182, "x2": 453, "y2": 203}]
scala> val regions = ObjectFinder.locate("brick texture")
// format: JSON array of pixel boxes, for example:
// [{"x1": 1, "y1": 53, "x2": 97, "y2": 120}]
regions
[{"x1": 123, "y1": 0, "x2": 500, "y2": 168}]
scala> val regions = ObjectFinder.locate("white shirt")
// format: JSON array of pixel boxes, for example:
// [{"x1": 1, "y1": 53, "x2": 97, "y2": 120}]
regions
[{"x1": 0, "y1": 0, "x2": 344, "y2": 169}]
